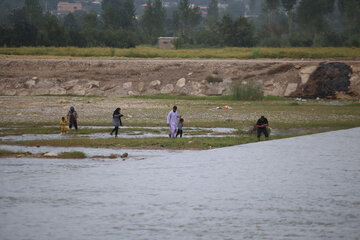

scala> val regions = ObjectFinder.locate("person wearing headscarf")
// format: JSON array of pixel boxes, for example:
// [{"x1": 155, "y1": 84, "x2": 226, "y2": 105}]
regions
[
  {"x1": 110, "y1": 107, "x2": 123, "y2": 138},
  {"x1": 67, "y1": 106, "x2": 78, "y2": 133}
]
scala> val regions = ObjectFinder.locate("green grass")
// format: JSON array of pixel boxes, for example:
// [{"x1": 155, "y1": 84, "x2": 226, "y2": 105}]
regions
[
  {"x1": 129, "y1": 94, "x2": 284, "y2": 101},
  {"x1": 57, "y1": 151, "x2": 86, "y2": 159},
  {"x1": 3, "y1": 136, "x2": 270, "y2": 149},
  {"x1": 0, "y1": 149, "x2": 31, "y2": 157},
  {"x1": 1, "y1": 46, "x2": 360, "y2": 59}
]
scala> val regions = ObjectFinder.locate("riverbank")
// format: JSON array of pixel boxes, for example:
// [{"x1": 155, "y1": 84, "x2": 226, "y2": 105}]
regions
[{"x1": 0, "y1": 95, "x2": 359, "y2": 150}]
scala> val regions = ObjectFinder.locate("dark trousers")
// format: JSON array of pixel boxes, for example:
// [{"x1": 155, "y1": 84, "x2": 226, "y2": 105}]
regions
[
  {"x1": 176, "y1": 130, "x2": 183, "y2": 138},
  {"x1": 69, "y1": 120, "x2": 78, "y2": 130},
  {"x1": 257, "y1": 127, "x2": 269, "y2": 138},
  {"x1": 111, "y1": 126, "x2": 119, "y2": 136}
]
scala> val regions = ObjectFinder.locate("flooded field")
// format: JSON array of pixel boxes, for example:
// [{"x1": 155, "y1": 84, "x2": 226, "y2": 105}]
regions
[{"x1": 1, "y1": 128, "x2": 359, "y2": 239}]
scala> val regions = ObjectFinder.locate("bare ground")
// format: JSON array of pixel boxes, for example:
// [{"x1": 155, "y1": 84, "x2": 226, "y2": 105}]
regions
[{"x1": 1, "y1": 58, "x2": 360, "y2": 98}]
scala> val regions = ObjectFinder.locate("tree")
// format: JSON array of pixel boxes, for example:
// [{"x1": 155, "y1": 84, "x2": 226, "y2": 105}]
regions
[
  {"x1": 24, "y1": 0, "x2": 42, "y2": 25},
  {"x1": 83, "y1": 12, "x2": 99, "y2": 30},
  {"x1": 63, "y1": 13, "x2": 79, "y2": 31},
  {"x1": 102, "y1": 0, "x2": 136, "y2": 30},
  {"x1": 174, "y1": 0, "x2": 201, "y2": 38},
  {"x1": 141, "y1": 0, "x2": 166, "y2": 44},
  {"x1": 206, "y1": 0, "x2": 219, "y2": 29},
  {"x1": 338, "y1": 0, "x2": 360, "y2": 33},
  {"x1": 264, "y1": 0, "x2": 280, "y2": 25},
  {"x1": 218, "y1": 14, "x2": 255, "y2": 47},
  {"x1": 297, "y1": 0, "x2": 335, "y2": 43},
  {"x1": 281, "y1": 0, "x2": 297, "y2": 35},
  {"x1": 38, "y1": 14, "x2": 66, "y2": 46}
]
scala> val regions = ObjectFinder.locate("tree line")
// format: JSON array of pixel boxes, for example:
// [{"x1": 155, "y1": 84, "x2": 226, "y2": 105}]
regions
[{"x1": 0, "y1": 0, "x2": 359, "y2": 48}]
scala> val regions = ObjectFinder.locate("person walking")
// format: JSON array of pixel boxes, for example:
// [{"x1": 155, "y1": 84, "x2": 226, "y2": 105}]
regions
[
  {"x1": 256, "y1": 115, "x2": 269, "y2": 141},
  {"x1": 67, "y1": 106, "x2": 78, "y2": 134},
  {"x1": 110, "y1": 107, "x2": 123, "y2": 138},
  {"x1": 167, "y1": 106, "x2": 181, "y2": 138},
  {"x1": 176, "y1": 118, "x2": 184, "y2": 138}
]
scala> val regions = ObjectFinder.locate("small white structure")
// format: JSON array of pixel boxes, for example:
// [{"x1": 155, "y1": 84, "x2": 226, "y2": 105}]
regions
[{"x1": 158, "y1": 37, "x2": 177, "y2": 49}]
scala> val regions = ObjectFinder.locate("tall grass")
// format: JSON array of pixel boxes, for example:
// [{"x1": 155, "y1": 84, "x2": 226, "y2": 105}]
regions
[
  {"x1": 1, "y1": 46, "x2": 360, "y2": 59},
  {"x1": 230, "y1": 83, "x2": 264, "y2": 101}
]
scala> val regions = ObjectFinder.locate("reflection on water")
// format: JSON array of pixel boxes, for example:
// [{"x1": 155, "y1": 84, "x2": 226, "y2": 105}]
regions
[{"x1": 0, "y1": 128, "x2": 360, "y2": 239}]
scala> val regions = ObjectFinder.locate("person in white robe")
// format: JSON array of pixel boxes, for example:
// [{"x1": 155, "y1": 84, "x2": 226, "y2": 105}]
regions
[{"x1": 167, "y1": 106, "x2": 181, "y2": 138}]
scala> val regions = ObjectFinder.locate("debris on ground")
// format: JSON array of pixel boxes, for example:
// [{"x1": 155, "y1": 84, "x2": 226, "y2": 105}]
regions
[{"x1": 216, "y1": 106, "x2": 233, "y2": 110}]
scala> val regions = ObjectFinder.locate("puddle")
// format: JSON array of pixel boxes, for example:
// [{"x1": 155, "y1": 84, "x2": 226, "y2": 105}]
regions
[
  {"x1": 0, "y1": 144, "x2": 198, "y2": 160},
  {"x1": 0, "y1": 126, "x2": 237, "y2": 141}
]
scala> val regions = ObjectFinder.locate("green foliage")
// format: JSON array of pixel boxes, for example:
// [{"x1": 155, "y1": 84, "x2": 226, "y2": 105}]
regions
[
  {"x1": 218, "y1": 15, "x2": 255, "y2": 47},
  {"x1": 231, "y1": 82, "x2": 264, "y2": 101},
  {"x1": 206, "y1": 0, "x2": 219, "y2": 29},
  {"x1": 174, "y1": 0, "x2": 201, "y2": 38},
  {"x1": 58, "y1": 151, "x2": 86, "y2": 159},
  {"x1": 102, "y1": 0, "x2": 136, "y2": 30},
  {"x1": 206, "y1": 76, "x2": 223, "y2": 83},
  {"x1": 141, "y1": 0, "x2": 166, "y2": 44}
]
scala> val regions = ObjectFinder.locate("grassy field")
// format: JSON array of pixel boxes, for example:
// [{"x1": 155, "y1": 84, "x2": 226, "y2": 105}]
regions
[
  {"x1": 1, "y1": 46, "x2": 360, "y2": 59},
  {"x1": 0, "y1": 95, "x2": 359, "y2": 150}
]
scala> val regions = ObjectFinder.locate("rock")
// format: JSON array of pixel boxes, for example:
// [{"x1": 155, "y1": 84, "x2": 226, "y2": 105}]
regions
[
  {"x1": 25, "y1": 79, "x2": 36, "y2": 88},
  {"x1": 36, "y1": 80, "x2": 54, "y2": 89},
  {"x1": 137, "y1": 82, "x2": 145, "y2": 92},
  {"x1": 32, "y1": 77, "x2": 38, "y2": 80},
  {"x1": 31, "y1": 89, "x2": 50, "y2": 95},
  {"x1": 121, "y1": 153, "x2": 128, "y2": 158},
  {"x1": 150, "y1": 80, "x2": 161, "y2": 87},
  {"x1": 241, "y1": 81, "x2": 248, "y2": 85},
  {"x1": 188, "y1": 72, "x2": 193, "y2": 76},
  {"x1": 300, "y1": 66, "x2": 317, "y2": 74},
  {"x1": 127, "y1": 91, "x2": 136, "y2": 96},
  {"x1": 205, "y1": 85, "x2": 225, "y2": 96},
  {"x1": 300, "y1": 73, "x2": 311, "y2": 85},
  {"x1": 86, "y1": 81, "x2": 100, "y2": 89},
  {"x1": 294, "y1": 65, "x2": 301, "y2": 69},
  {"x1": 176, "y1": 78, "x2": 186, "y2": 88},
  {"x1": 222, "y1": 78, "x2": 233, "y2": 85},
  {"x1": 123, "y1": 82, "x2": 132, "y2": 89},
  {"x1": 160, "y1": 84, "x2": 174, "y2": 94},
  {"x1": 62, "y1": 80, "x2": 79, "y2": 90},
  {"x1": 14, "y1": 83, "x2": 23, "y2": 89},
  {"x1": 44, "y1": 152, "x2": 58, "y2": 157},
  {"x1": 284, "y1": 83, "x2": 298, "y2": 96},
  {"x1": 72, "y1": 85, "x2": 86, "y2": 95},
  {"x1": 264, "y1": 79, "x2": 274, "y2": 87},
  {"x1": 49, "y1": 87, "x2": 66, "y2": 95},
  {"x1": 3, "y1": 89, "x2": 16, "y2": 95},
  {"x1": 17, "y1": 113, "x2": 22, "y2": 116}
]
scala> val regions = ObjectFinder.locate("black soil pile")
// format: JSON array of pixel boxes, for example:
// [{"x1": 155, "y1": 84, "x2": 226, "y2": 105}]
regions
[{"x1": 294, "y1": 62, "x2": 352, "y2": 98}]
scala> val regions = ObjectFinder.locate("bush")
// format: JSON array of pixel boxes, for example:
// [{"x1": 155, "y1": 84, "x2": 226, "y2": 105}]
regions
[
  {"x1": 206, "y1": 76, "x2": 223, "y2": 83},
  {"x1": 231, "y1": 82, "x2": 264, "y2": 101}
]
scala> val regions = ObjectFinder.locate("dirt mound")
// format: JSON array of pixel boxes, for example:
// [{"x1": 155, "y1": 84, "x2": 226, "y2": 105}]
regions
[{"x1": 295, "y1": 62, "x2": 352, "y2": 98}]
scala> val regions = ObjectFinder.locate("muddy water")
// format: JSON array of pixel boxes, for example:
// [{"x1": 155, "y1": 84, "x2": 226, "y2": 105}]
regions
[
  {"x1": 1, "y1": 128, "x2": 360, "y2": 239},
  {"x1": 0, "y1": 126, "x2": 237, "y2": 141}
]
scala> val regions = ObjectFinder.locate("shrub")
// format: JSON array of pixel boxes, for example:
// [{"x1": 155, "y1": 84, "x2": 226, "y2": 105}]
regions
[
  {"x1": 206, "y1": 76, "x2": 223, "y2": 83},
  {"x1": 231, "y1": 82, "x2": 264, "y2": 101}
]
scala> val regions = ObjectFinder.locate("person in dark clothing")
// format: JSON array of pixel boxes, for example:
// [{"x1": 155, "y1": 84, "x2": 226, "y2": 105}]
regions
[
  {"x1": 67, "y1": 106, "x2": 78, "y2": 133},
  {"x1": 110, "y1": 108, "x2": 123, "y2": 138},
  {"x1": 256, "y1": 116, "x2": 269, "y2": 141}
]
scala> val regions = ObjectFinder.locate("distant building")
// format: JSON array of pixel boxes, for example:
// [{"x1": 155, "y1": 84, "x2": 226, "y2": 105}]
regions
[
  {"x1": 158, "y1": 37, "x2": 177, "y2": 49},
  {"x1": 57, "y1": 1, "x2": 82, "y2": 12}
]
